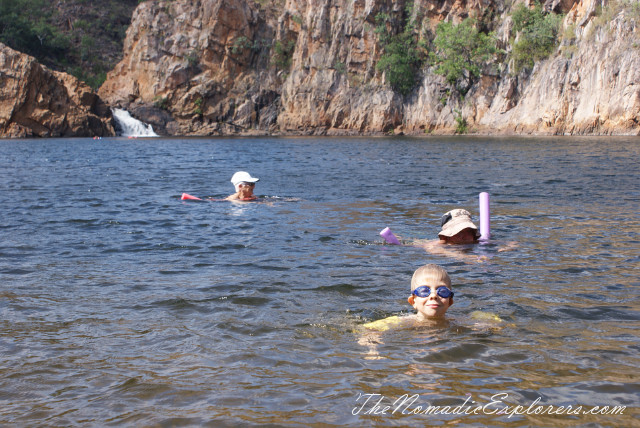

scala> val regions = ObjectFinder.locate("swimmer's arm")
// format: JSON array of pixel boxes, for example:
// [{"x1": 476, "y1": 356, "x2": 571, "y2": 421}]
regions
[
  {"x1": 358, "y1": 330, "x2": 382, "y2": 345},
  {"x1": 357, "y1": 329, "x2": 384, "y2": 359},
  {"x1": 421, "y1": 240, "x2": 487, "y2": 263},
  {"x1": 225, "y1": 193, "x2": 263, "y2": 203},
  {"x1": 497, "y1": 241, "x2": 518, "y2": 252},
  {"x1": 409, "y1": 238, "x2": 432, "y2": 246},
  {"x1": 357, "y1": 316, "x2": 406, "y2": 359}
]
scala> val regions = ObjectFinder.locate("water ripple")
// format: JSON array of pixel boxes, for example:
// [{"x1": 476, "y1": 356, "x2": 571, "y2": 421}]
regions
[{"x1": 0, "y1": 136, "x2": 638, "y2": 426}]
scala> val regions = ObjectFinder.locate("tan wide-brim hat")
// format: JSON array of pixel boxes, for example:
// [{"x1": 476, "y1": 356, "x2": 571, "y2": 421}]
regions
[{"x1": 438, "y1": 209, "x2": 480, "y2": 239}]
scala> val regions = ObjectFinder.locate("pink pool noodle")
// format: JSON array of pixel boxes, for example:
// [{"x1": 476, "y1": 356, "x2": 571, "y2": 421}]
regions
[
  {"x1": 181, "y1": 193, "x2": 202, "y2": 201},
  {"x1": 380, "y1": 227, "x2": 401, "y2": 245},
  {"x1": 479, "y1": 192, "x2": 490, "y2": 240}
]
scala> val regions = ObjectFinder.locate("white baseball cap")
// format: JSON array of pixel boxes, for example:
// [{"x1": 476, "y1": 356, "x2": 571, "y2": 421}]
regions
[{"x1": 230, "y1": 171, "x2": 259, "y2": 186}]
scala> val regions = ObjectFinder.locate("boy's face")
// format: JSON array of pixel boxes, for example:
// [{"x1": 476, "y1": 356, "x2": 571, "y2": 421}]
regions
[{"x1": 408, "y1": 274, "x2": 453, "y2": 319}]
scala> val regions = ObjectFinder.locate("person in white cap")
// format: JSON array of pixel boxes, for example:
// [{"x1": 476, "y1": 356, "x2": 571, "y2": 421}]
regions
[{"x1": 225, "y1": 171, "x2": 260, "y2": 201}]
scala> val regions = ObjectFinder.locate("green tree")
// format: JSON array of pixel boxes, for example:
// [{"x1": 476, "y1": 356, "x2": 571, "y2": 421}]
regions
[
  {"x1": 0, "y1": 0, "x2": 69, "y2": 60},
  {"x1": 375, "y1": 4, "x2": 426, "y2": 96},
  {"x1": 511, "y1": 5, "x2": 562, "y2": 71},
  {"x1": 1, "y1": 0, "x2": 137, "y2": 89},
  {"x1": 376, "y1": 30, "x2": 424, "y2": 95},
  {"x1": 430, "y1": 18, "x2": 498, "y2": 95},
  {"x1": 272, "y1": 39, "x2": 295, "y2": 70}
]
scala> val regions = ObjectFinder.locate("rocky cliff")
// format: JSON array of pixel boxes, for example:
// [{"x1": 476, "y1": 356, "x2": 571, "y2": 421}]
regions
[
  {"x1": 469, "y1": 0, "x2": 640, "y2": 135},
  {"x1": 90, "y1": 0, "x2": 637, "y2": 136},
  {"x1": 0, "y1": 43, "x2": 115, "y2": 138}
]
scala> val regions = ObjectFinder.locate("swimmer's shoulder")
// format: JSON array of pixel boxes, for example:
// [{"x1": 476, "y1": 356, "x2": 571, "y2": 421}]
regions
[
  {"x1": 468, "y1": 311, "x2": 516, "y2": 330},
  {"x1": 470, "y1": 311, "x2": 502, "y2": 322},
  {"x1": 362, "y1": 315, "x2": 417, "y2": 332}
]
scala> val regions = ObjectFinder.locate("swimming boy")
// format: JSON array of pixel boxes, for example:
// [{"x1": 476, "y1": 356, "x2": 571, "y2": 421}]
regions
[
  {"x1": 358, "y1": 264, "x2": 454, "y2": 358},
  {"x1": 407, "y1": 263, "x2": 454, "y2": 320}
]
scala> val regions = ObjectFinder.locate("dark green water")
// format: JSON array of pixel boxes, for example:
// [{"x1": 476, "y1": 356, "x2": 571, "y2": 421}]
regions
[{"x1": 0, "y1": 136, "x2": 638, "y2": 426}]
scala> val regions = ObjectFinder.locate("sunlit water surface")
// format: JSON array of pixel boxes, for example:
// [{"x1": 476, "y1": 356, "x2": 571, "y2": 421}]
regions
[{"x1": 0, "y1": 136, "x2": 638, "y2": 427}]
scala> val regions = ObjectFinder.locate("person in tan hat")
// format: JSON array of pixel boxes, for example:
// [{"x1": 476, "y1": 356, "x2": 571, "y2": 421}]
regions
[
  {"x1": 437, "y1": 209, "x2": 481, "y2": 244},
  {"x1": 421, "y1": 208, "x2": 516, "y2": 260},
  {"x1": 416, "y1": 208, "x2": 486, "y2": 262}
]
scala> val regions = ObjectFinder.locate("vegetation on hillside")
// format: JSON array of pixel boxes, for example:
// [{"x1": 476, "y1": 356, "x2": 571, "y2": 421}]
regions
[
  {"x1": 430, "y1": 18, "x2": 498, "y2": 95},
  {"x1": 0, "y1": 0, "x2": 69, "y2": 63},
  {"x1": 2, "y1": 0, "x2": 632, "y2": 100},
  {"x1": 372, "y1": 0, "x2": 568, "y2": 95},
  {"x1": 374, "y1": 2, "x2": 426, "y2": 96},
  {"x1": 510, "y1": 4, "x2": 563, "y2": 71},
  {"x1": 589, "y1": 0, "x2": 640, "y2": 38},
  {"x1": 0, "y1": 0, "x2": 137, "y2": 89}
]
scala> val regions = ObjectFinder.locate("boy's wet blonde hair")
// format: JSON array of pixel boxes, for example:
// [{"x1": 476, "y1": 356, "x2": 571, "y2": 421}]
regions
[{"x1": 411, "y1": 264, "x2": 452, "y2": 291}]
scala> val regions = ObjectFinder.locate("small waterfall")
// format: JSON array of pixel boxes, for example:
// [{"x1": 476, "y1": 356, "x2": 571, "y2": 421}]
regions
[{"x1": 112, "y1": 108, "x2": 158, "y2": 137}]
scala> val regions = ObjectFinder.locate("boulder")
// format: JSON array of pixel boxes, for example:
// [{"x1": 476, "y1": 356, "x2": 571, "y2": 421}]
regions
[{"x1": 0, "y1": 43, "x2": 115, "y2": 138}]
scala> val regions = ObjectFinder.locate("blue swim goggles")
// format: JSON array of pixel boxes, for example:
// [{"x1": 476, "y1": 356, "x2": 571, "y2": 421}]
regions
[{"x1": 412, "y1": 285, "x2": 454, "y2": 299}]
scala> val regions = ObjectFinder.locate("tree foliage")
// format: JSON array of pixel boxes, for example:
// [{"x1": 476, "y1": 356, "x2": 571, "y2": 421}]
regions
[
  {"x1": 430, "y1": 18, "x2": 498, "y2": 95},
  {"x1": 272, "y1": 39, "x2": 296, "y2": 71},
  {"x1": 0, "y1": 0, "x2": 70, "y2": 60},
  {"x1": 375, "y1": 4, "x2": 426, "y2": 96},
  {"x1": 511, "y1": 5, "x2": 562, "y2": 71},
  {"x1": 1, "y1": 0, "x2": 137, "y2": 89},
  {"x1": 375, "y1": 30, "x2": 424, "y2": 95}
]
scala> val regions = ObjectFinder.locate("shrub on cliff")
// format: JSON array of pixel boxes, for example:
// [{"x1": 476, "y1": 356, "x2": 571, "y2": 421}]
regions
[
  {"x1": 272, "y1": 39, "x2": 296, "y2": 71},
  {"x1": 588, "y1": 0, "x2": 640, "y2": 39},
  {"x1": 429, "y1": 18, "x2": 498, "y2": 95},
  {"x1": 375, "y1": 30, "x2": 425, "y2": 96},
  {"x1": 374, "y1": 6, "x2": 426, "y2": 96},
  {"x1": 511, "y1": 5, "x2": 563, "y2": 71}
]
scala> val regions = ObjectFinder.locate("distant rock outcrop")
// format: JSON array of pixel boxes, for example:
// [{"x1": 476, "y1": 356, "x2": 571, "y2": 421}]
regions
[
  {"x1": 98, "y1": 0, "x2": 277, "y2": 136},
  {"x1": 465, "y1": 0, "x2": 640, "y2": 135},
  {"x1": 92, "y1": 0, "x2": 638, "y2": 136},
  {"x1": 0, "y1": 43, "x2": 115, "y2": 138}
]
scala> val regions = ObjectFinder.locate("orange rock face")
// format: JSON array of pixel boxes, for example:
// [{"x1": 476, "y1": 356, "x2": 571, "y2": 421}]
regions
[
  {"x1": 96, "y1": 0, "x2": 639, "y2": 136},
  {"x1": 0, "y1": 43, "x2": 115, "y2": 138}
]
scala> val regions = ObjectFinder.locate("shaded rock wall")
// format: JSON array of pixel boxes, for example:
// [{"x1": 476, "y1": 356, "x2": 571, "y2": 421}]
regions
[
  {"x1": 0, "y1": 43, "x2": 115, "y2": 138},
  {"x1": 98, "y1": 0, "x2": 278, "y2": 135}
]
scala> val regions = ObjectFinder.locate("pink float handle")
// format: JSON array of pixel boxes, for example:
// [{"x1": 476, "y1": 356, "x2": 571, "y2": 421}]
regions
[
  {"x1": 380, "y1": 227, "x2": 402, "y2": 245},
  {"x1": 479, "y1": 192, "x2": 490, "y2": 240},
  {"x1": 181, "y1": 193, "x2": 202, "y2": 201}
]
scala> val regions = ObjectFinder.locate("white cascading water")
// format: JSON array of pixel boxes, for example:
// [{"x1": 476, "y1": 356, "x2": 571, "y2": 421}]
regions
[{"x1": 112, "y1": 108, "x2": 158, "y2": 137}]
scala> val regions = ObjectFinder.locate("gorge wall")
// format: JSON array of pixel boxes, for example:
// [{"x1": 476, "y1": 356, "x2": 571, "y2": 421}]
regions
[
  {"x1": 1, "y1": 0, "x2": 637, "y2": 138},
  {"x1": 0, "y1": 43, "x2": 114, "y2": 138},
  {"x1": 97, "y1": 0, "x2": 639, "y2": 136}
]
